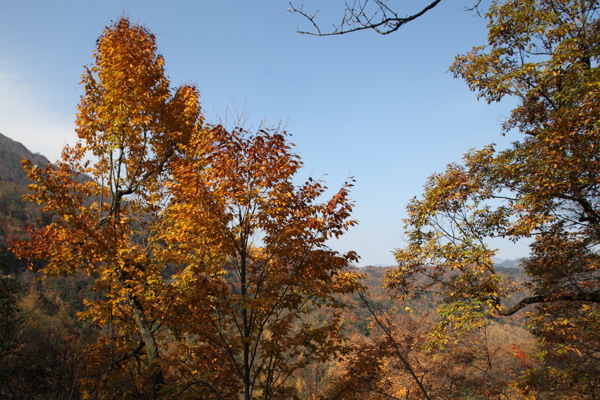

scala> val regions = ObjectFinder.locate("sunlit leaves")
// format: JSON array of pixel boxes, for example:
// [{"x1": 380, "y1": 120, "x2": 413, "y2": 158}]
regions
[
  {"x1": 163, "y1": 124, "x2": 361, "y2": 398},
  {"x1": 12, "y1": 16, "x2": 361, "y2": 398},
  {"x1": 13, "y1": 17, "x2": 207, "y2": 398},
  {"x1": 391, "y1": 5, "x2": 600, "y2": 392}
]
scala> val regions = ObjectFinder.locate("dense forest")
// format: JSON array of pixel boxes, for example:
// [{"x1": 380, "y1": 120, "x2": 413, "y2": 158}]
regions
[{"x1": 1, "y1": 0, "x2": 599, "y2": 398}]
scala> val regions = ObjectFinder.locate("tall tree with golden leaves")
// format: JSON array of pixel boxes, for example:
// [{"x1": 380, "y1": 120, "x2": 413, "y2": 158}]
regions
[{"x1": 14, "y1": 17, "x2": 204, "y2": 398}]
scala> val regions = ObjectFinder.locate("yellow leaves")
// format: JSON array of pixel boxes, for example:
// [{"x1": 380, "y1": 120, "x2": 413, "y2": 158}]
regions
[
  {"x1": 392, "y1": 5, "x2": 600, "y2": 386},
  {"x1": 9, "y1": 16, "x2": 367, "y2": 397}
]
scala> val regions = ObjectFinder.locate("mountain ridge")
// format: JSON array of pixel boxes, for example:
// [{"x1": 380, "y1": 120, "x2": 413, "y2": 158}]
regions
[{"x1": 0, "y1": 132, "x2": 52, "y2": 246}]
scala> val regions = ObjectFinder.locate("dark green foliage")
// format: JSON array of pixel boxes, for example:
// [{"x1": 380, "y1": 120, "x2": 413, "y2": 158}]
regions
[
  {"x1": 0, "y1": 284, "x2": 87, "y2": 400},
  {"x1": 0, "y1": 273, "x2": 19, "y2": 361},
  {"x1": 0, "y1": 245, "x2": 91, "y2": 399}
]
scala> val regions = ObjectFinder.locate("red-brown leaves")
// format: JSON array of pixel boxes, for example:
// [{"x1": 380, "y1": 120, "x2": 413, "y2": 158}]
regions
[
  {"x1": 13, "y1": 17, "x2": 361, "y2": 399},
  {"x1": 163, "y1": 124, "x2": 361, "y2": 398}
]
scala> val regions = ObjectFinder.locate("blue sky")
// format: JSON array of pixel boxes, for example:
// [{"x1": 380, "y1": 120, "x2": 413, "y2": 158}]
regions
[{"x1": 0, "y1": 0, "x2": 529, "y2": 266}]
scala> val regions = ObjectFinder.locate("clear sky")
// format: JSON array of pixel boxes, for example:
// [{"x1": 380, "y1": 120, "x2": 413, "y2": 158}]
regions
[{"x1": 0, "y1": 0, "x2": 529, "y2": 266}]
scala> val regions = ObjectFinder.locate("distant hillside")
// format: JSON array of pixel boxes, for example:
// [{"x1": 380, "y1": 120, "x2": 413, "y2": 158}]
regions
[
  {"x1": 0, "y1": 133, "x2": 50, "y2": 185},
  {"x1": 0, "y1": 132, "x2": 52, "y2": 246},
  {"x1": 494, "y1": 258, "x2": 526, "y2": 269}
]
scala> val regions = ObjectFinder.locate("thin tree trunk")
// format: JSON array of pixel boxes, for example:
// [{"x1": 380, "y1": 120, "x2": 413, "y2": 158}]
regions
[
  {"x1": 116, "y1": 267, "x2": 164, "y2": 397},
  {"x1": 128, "y1": 294, "x2": 164, "y2": 396}
]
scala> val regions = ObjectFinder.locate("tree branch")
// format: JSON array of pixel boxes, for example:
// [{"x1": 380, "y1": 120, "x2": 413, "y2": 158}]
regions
[
  {"x1": 498, "y1": 292, "x2": 600, "y2": 316},
  {"x1": 289, "y1": 0, "x2": 444, "y2": 36},
  {"x1": 358, "y1": 292, "x2": 432, "y2": 400}
]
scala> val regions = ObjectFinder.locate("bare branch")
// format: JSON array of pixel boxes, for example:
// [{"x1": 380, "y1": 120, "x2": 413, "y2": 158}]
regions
[
  {"x1": 464, "y1": 0, "x2": 483, "y2": 15},
  {"x1": 289, "y1": 0, "x2": 444, "y2": 36}
]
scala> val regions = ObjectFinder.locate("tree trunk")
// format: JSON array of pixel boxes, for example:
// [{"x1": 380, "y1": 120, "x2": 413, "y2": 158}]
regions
[
  {"x1": 128, "y1": 293, "x2": 164, "y2": 396},
  {"x1": 115, "y1": 266, "x2": 164, "y2": 397}
]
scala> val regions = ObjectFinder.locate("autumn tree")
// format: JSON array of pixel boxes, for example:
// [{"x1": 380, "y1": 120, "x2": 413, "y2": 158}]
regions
[
  {"x1": 13, "y1": 17, "x2": 204, "y2": 398},
  {"x1": 160, "y1": 124, "x2": 362, "y2": 400},
  {"x1": 388, "y1": 0, "x2": 599, "y2": 397}
]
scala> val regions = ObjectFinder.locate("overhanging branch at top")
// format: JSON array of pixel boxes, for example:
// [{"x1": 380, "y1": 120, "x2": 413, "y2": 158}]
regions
[{"x1": 288, "y1": 0, "x2": 445, "y2": 36}]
